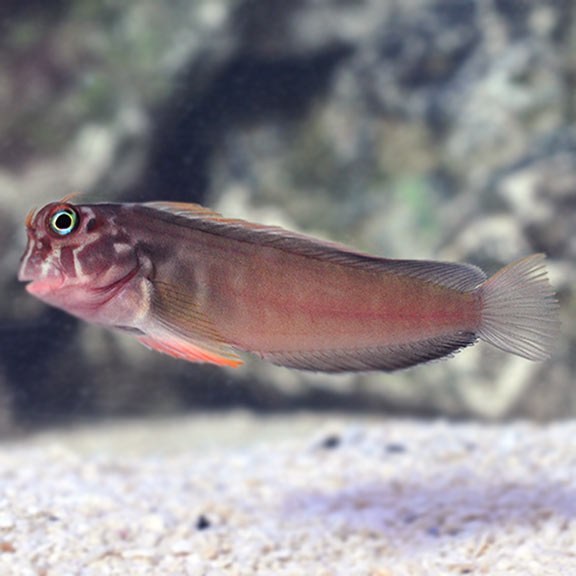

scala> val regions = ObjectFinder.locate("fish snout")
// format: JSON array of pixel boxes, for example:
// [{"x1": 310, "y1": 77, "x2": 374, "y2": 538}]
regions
[{"x1": 18, "y1": 234, "x2": 62, "y2": 286}]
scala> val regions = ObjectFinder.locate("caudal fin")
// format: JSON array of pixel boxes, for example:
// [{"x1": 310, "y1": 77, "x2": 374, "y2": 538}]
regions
[{"x1": 477, "y1": 254, "x2": 560, "y2": 361}]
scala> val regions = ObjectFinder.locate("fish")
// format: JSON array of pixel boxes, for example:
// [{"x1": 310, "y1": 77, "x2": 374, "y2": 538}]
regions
[{"x1": 18, "y1": 199, "x2": 560, "y2": 372}]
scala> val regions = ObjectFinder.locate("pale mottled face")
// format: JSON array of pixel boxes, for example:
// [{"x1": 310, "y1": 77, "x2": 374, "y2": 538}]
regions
[{"x1": 19, "y1": 202, "x2": 140, "y2": 315}]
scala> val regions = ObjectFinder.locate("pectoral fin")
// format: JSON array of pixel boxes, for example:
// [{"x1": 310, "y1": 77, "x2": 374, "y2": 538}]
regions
[{"x1": 142, "y1": 279, "x2": 242, "y2": 367}]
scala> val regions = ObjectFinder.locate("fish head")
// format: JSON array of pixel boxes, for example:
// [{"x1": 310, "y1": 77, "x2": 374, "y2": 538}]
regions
[{"x1": 19, "y1": 201, "x2": 141, "y2": 319}]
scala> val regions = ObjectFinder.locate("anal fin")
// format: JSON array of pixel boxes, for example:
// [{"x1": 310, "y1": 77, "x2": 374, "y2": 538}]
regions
[{"x1": 260, "y1": 332, "x2": 477, "y2": 372}]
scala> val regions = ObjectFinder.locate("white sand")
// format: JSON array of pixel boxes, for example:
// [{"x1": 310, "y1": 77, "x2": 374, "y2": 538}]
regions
[{"x1": 0, "y1": 413, "x2": 575, "y2": 575}]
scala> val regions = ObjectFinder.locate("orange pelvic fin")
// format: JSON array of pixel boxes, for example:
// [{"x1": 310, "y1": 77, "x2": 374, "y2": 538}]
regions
[{"x1": 138, "y1": 335, "x2": 242, "y2": 367}]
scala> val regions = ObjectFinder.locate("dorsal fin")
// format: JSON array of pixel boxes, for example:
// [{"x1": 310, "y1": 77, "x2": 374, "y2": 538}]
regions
[
  {"x1": 141, "y1": 202, "x2": 486, "y2": 292},
  {"x1": 147, "y1": 201, "x2": 221, "y2": 219}
]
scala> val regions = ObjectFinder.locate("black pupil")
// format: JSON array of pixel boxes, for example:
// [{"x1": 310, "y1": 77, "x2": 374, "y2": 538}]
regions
[{"x1": 55, "y1": 212, "x2": 73, "y2": 230}]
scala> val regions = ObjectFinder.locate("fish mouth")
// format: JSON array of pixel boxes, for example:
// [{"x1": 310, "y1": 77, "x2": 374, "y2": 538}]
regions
[
  {"x1": 18, "y1": 257, "x2": 64, "y2": 294},
  {"x1": 24, "y1": 277, "x2": 65, "y2": 297}
]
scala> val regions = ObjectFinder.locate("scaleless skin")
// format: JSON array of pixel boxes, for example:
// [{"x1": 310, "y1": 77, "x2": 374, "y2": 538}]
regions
[{"x1": 19, "y1": 200, "x2": 559, "y2": 372}]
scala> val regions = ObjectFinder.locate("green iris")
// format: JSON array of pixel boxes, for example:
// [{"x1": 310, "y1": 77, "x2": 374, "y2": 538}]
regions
[{"x1": 50, "y1": 208, "x2": 78, "y2": 236}]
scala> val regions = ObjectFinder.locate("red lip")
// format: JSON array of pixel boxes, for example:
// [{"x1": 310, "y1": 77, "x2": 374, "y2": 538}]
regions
[{"x1": 25, "y1": 278, "x2": 64, "y2": 297}]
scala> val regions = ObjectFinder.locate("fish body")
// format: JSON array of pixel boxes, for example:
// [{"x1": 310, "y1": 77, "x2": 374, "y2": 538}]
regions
[{"x1": 19, "y1": 200, "x2": 560, "y2": 372}]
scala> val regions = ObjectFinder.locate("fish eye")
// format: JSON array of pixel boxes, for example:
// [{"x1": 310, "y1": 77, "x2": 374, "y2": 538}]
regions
[{"x1": 49, "y1": 208, "x2": 79, "y2": 236}]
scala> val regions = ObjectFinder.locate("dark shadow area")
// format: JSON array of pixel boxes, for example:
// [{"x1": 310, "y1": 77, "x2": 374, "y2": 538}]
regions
[
  {"x1": 0, "y1": 310, "x2": 81, "y2": 422},
  {"x1": 0, "y1": 0, "x2": 69, "y2": 29},
  {"x1": 135, "y1": 47, "x2": 349, "y2": 203}
]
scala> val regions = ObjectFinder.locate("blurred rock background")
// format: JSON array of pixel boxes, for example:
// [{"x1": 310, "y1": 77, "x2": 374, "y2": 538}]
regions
[{"x1": 0, "y1": 0, "x2": 574, "y2": 430}]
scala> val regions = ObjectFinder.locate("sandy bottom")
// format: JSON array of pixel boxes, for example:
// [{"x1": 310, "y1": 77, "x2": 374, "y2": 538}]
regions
[{"x1": 0, "y1": 412, "x2": 575, "y2": 575}]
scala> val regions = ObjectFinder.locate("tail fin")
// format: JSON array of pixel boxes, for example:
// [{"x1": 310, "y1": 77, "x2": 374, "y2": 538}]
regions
[{"x1": 477, "y1": 254, "x2": 560, "y2": 361}]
